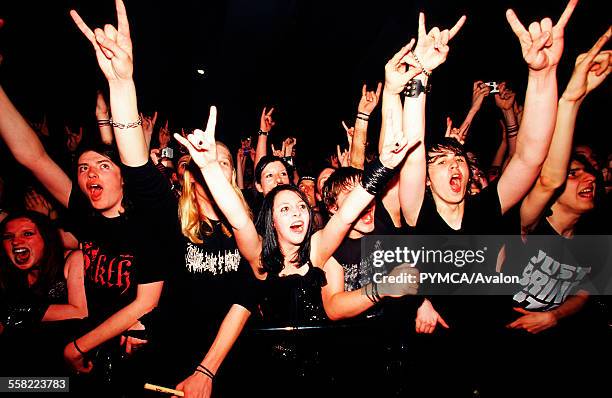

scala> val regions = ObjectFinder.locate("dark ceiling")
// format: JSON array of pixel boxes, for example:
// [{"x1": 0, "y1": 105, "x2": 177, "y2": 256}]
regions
[{"x1": 1, "y1": 0, "x2": 610, "y2": 165}]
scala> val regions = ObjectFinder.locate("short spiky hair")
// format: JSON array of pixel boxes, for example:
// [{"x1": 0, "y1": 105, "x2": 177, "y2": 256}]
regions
[
  {"x1": 321, "y1": 167, "x2": 363, "y2": 210},
  {"x1": 426, "y1": 137, "x2": 467, "y2": 163}
]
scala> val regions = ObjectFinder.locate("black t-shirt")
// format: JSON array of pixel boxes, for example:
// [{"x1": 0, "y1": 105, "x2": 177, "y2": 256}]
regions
[
  {"x1": 508, "y1": 219, "x2": 610, "y2": 311},
  {"x1": 333, "y1": 199, "x2": 401, "y2": 293},
  {"x1": 160, "y1": 221, "x2": 258, "y2": 357},
  {"x1": 413, "y1": 183, "x2": 510, "y2": 328},
  {"x1": 63, "y1": 162, "x2": 171, "y2": 325},
  {"x1": 414, "y1": 182, "x2": 505, "y2": 235}
]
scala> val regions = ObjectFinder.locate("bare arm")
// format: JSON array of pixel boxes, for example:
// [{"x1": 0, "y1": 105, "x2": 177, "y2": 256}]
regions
[
  {"x1": 521, "y1": 33, "x2": 611, "y2": 232},
  {"x1": 175, "y1": 304, "x2": 250, "y2": 397},
  {"x1": 0, "y1": 85, "x2": 72, "y2": 207},
  {"x1": 398, "y1": 12, "x2": 466, "y2": 226},
  {"x1": 174, "y1": 107, "x2": 263, "y2": 276},
  {"x1": 70, "y1": 0, "x2": 148, "y2": 167},
  {"x1": 254, "y1": 107, "x2": 275, "y2": 170},
  {"x1": 42, "y1": 250, "x2": 88, "y2": 321},
  {"x1": 95, "y1": 91, "x2": 113, "y2": 145},
  {"x1": 321, "y1": 256, "x2": 374, "y2": 320},
  {"x1": 311, "y1": 116, "x2": 414, "y2": 267},
  {"x1": 508, "y1": 291, "x2": 589, "y2": 334},
  {"x1": 498, "y1": 0, "x2": 578, "y2": 214},
  {"x1": 351, "y1": 83, "x2": 381, "y2": 168},
  {"x1": 64, "y1": 281, "x2": 163, "y2": 372}
]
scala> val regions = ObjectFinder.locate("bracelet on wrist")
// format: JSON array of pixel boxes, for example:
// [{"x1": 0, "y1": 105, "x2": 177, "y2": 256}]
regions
[
  {"x1": 196, "y1": 364, "x2": 216, "y2": 380},
  {"x1": 110, "y1": 115, "x2": 143, "y2": 130},
  {"x1": 97, "y1": 119, "x2": 111, "y2": 127},
  {"x1": 73, "y1": 339, "x2": 87, "y2": 356},
  {"x1": 356, "y1": 115, "x2": 369, "y2": 122},
  {"x1": 258, "y1": 130, "x2": 269, "y2": 136},
  {"x1": 412, "y1": 53, "x2": 431, "y2": 78}
]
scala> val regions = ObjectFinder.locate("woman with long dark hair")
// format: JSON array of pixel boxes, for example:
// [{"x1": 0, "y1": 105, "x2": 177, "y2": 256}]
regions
[{"x1": 0, "y1": 210, "x2": 87, "y2": 374}]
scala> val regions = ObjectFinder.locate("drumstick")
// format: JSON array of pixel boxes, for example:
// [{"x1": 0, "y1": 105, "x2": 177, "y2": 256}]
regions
[{"x1": 144, "y1": 383, "x2": 185, "y2": 396}]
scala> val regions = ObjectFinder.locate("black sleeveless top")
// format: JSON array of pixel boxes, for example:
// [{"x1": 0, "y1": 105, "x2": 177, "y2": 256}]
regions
[{"x1": 258, "y1": 262, "x2": 328, "y2": 325}]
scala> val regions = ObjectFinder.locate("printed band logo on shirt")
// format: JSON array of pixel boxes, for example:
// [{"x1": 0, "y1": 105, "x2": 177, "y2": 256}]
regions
[
  {"x1": 82, "y1": 241, "x2": 133, "y2": 294},
  {"x1": 185, "y1": 242, "x2": 241, "y2": 275},
  {"x1": 513, "y1": 249, "x2": 591, "y2": 310}
]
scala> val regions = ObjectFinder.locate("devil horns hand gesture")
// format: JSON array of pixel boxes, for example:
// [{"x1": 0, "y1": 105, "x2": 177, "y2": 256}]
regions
[
  {"x1": 506, "y1": 0, "x2": 578, "y2": 72},
  {"x1": 174, "y1": 107, "x2": 219, "y2": 169},
  {"x1": 70, "y1": 0, "x2": 133, "y2": 81}
]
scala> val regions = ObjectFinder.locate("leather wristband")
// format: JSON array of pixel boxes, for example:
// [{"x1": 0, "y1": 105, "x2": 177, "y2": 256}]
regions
[
  {"x1": 402, "y1": 79, "x2": 431, "y2": 98},
  {"x1": 361, "y1": 157, "x2": 395, "y2": 196}
]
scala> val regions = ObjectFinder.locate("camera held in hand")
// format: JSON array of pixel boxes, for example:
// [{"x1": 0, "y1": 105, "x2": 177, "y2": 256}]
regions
[{"x1": 160, "y1": 147, "x2": 174, "y2": 159}]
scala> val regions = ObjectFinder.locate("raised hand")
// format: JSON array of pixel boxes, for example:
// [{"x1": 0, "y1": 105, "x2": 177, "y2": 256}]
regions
[
  {"x1": 336, "y1": 145, "x2": 350, "y2": 168},
  {"x1": 95, "y1": 91, "x2": 110, "y2": 118},
  {"x1": 358, "y1": 83, "x2": 382, "y2": 115},
  {"x1": 25, "y1": 189, "x2": 56, "y2": 219},
  {"x1": 471, "y1": 81, "x2": 491, "y2": 111},
  {"x1": 65, "y1": 126, "x2": 83, "y2": 153},
  {"x1": 70, "y1": 0, "x2": 133, "y2": 81},
  {"x1": 283, "y1": 137, "x2": 297, "y2": 157},
  {"x1": 506, "y1": 0, "x2": 578, "y2": 72},
  {"x1": 384, "y1": 38, "x2": 421, "y2": 94},
  {"x1": 562, "y1": 28, "x2": 612, "y2": 102},
  {"x1": 444, "y1": 116, "x2": 465, "y2": 145},
  {"x1": 271, "y1": 143, "x2": 283, "y2": 158},
  {"x1": 494, "y1": 82, "x2": 516, "y2": 110},
  {"x1": 379, "y1": 111, "x2": 420, "y2": 169},
  {"x1": 159, "y1": 120, "x2": 171, "y2": 148},
  {"x1": 141, "y1": 111, "x2": 158, "y2": 147},
  {"x1": 414, "y1": 12, "x2": 467, "y2": 73},
  {"x1": 260, "y1": 107, "x2": 276, "y2": 133},
  {"x1": 174, "y1": 107, "x2": 218, "y2": 169}
]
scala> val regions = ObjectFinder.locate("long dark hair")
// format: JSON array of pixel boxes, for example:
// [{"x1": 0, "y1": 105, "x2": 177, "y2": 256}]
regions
[
  {"x1": 255, "y1": 185, "x2": 314, "y2": 275},
  {"x1": 0, "y1": 211, "x2": 65, "y2": 299}
]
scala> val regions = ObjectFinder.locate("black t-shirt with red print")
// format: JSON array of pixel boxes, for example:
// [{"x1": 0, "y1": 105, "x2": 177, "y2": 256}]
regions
[{"x1": 64, "y1": 162, "x2": 172, "y2": 325}]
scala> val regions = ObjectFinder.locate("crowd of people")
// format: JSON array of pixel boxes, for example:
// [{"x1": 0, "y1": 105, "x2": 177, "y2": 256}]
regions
[{"x1": 0, "y1": 0, "x2": 610, "y2": 397}]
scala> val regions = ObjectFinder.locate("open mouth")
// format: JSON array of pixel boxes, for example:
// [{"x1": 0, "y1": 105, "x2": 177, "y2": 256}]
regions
[
  {"x1": 87, "y1": 183, "x2": 104, "y2": 201},
  {"x1": 449, "y1": 172, "x2": 463, "y2": 193},
  {"x1": 359, "y1": 206, "x2": 375, "y2": 225},
  {"x1": 290, "y1": 220, "x2": 305, "y2": 233},
  {"x1": 578, "y1": 186, "x2": 594, "y2": 199},
  {"x1": 12, "y1": 247, "x2": 31, "y2": 265}
]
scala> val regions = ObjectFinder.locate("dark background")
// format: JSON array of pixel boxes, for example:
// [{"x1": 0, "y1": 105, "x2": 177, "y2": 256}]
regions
[{"x1": 0, "y1": 0, "x2": 610, "y2": 169}]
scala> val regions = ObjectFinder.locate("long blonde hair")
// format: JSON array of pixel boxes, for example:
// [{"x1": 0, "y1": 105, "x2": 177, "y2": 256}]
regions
[{"x1": 178, "y1": 143, "x2": 252, "y2": 244}]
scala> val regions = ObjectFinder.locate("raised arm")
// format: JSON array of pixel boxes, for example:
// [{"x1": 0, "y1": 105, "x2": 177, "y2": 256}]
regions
[
  {"x1": 521, "y1": 29, "x2": 611, "y2": 232},
  {"x1": 493, "y1": 82, "x2": 519, "y2": 164},
  {"x1": 351, "y1": 83, "x2": 381, "y2": 168},
  {"x1": 311, "y1": 113, "x2": 417, "y2": 267},
  {"x1": 399, "y1": 12, "x2": 466, "y2": 226},
  {"x1": 497, "y1": 0, "x2": 578, "y2": 214},
  {"x1": 0, "y1": 85, "x2": 72, "y2": 207},
  {"x1": 254, "y1": 107, "x2": 275, "y2": 170},
  {"x1": 95, "y1": 91, "x2": 114, "y2": 145},
  {"x1": 70, "y1": 0, "x2": 148, "y2": 167},
  {"x1": 174, "y1": 107, "x2": 262, "y2": 274}
]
